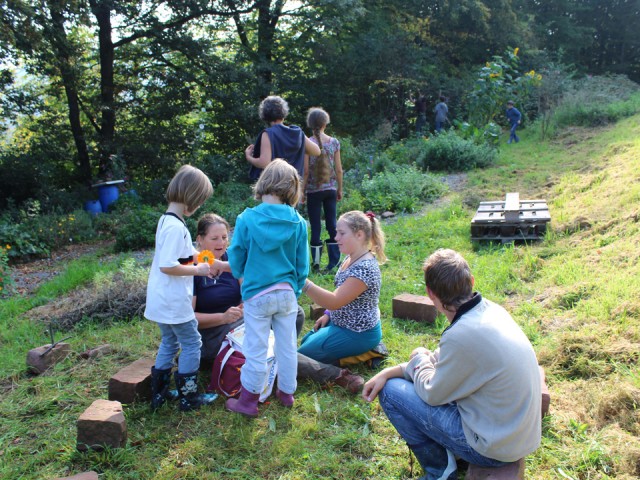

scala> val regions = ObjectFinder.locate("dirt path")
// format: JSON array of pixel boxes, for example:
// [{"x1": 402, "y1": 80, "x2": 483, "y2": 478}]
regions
[{"x1": 9, "y1": 240, "x2": 115, "y2": 295}]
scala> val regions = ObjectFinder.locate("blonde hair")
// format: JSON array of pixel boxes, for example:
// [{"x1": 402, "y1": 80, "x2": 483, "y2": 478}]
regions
[
  {"x1": 423, "y1": 249, "x2": 473, "y2": 312},
  {"x1": 166, "y1": 165, "x2": 213, "y2": 212},
  {"x1": 253, "y1": 159, "x2": 301, "y2": 206},
  {"x1": 339, "y1": 210, "x2": 387, "y2": 263},
  {"x1": 306, "y1": 107, "x2": 331, "y2": 184}
]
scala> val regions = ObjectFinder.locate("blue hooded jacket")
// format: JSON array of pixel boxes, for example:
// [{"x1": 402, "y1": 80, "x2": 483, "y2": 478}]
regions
[{"x1": 228, "y1": 202, "x2": 309, "y2": 300}]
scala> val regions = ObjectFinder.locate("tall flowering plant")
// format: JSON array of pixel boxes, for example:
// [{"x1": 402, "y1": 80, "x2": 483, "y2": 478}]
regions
[{"x1": 466, "y1": 47, "x2": 542, "y2": 128}]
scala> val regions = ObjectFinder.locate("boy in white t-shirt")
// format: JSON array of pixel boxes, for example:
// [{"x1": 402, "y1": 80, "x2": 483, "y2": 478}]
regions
[{"x1": 145, "y1": 165, "x2": 217, "y2": 411}]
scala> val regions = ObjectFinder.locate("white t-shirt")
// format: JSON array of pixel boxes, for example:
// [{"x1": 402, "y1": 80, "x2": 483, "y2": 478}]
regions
[{"x1": 144, "y1": 213, "x2": 197, "y2": 324}]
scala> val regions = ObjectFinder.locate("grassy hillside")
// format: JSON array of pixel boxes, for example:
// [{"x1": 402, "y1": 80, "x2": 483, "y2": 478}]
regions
[{"x1": 1, "y1": 117, "x2": 639, "y2": 479}]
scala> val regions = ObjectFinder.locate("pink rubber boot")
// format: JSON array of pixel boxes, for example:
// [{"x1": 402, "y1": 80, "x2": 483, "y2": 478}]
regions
[
  {"x1": 275, "y1": 388, "x2": 295, "y2": 407},
  {"x1": 226, "y1": 387, "x2": 260, "y2": 418}
]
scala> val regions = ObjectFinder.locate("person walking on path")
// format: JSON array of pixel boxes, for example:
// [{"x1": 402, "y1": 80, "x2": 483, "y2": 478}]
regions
[
  {"x1": 434, "y1": 95, "x2": 449, "y2": 133},
  {"x1": 362, "y1": 249, "x2": 541, "y2": 480},
  {"x1": 506, "y1": 100, "x2": 522, "y2": 144}
]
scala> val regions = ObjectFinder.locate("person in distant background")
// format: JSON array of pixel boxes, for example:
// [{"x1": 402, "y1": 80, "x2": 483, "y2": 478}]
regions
[
  {"x1": 506, "y1": 100, "x2": 522, "y2": 144},
  {"x1": 434, "y1": 95, "x2": 449, "y2": 133}
]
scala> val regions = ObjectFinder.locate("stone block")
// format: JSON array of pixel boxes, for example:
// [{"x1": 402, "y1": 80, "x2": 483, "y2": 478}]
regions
[
  {"x1": 392, "y1": 293, "x2": 437, "y2": 323},
  {"x1": 310, "y1": 303, "x2": 325, "y2": 321},
  {"x1": 80, "y1": 344, "x2": 112, "y2": 359},
  {"x1": 55, "y1": 472, "x2": 99, "y2": 480},
  {"x1": 540, "y1": 366, "x2": 550, "y2": 418},
  {"x1": 108, "y1": 357, "x2": 155, "y2": 404},
  {"x1": 466, "y1": 457, "x2": 525, "y2": 480},
  {"x1": 26, "y1": 342, "x2": 71, "y2": 374},
  {"x1": 77, "y1": 399, "x2": 127, "y2": 451}
]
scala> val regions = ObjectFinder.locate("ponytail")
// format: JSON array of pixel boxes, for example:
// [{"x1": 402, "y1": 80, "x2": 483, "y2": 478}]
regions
[{"x1": 307, "y1": 108, "x2": 331, "y2": 184}]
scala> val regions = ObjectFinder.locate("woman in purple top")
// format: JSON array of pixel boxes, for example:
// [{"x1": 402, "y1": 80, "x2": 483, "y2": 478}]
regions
[{"x1": 245, "y1": 95, "x2": 321, "y2": 180}]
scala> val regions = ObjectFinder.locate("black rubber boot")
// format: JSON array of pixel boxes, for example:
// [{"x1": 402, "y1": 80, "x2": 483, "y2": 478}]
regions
[
  {"x1": 310, "y1": 244, "x2": 323, "y2": 272},
  {"x1": 150, "y1": 366, "x2": 178, "y2": 410},
  {"x1": 325, "y1": 241, "x2": 341, "y2": 272},
  {"x1": 175, "y1": 371, "x2": 217, "y2": 412}
]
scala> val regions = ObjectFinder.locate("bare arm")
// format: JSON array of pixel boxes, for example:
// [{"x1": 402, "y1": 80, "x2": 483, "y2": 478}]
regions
[
  {"x1": 303, "y1": 276, "x2": 367, "y2": 310},
  {"x1": 192, "y1": 296, "x2": 244, "y2": 329},
  {"x1": 305, "y1": 136, "x2": 321, "y2": 157},
  {"x1": 334, "y1": 149, "x2": 343, "y2": 201},
  {"x1": 160, "y1": 263, "x2": 210, "y2": 277},
  {"x1": 301, "y1": 154, "x2": 310, "y2": 204},
  {"x1": 245, "y1": 132, "x2": 272, "y2": 169}
]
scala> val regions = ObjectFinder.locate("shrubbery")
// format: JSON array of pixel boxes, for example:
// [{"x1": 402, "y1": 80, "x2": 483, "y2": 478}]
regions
[
  {"x1": 114, "y1": 205, "x2": 162, "y2": 252},
  {"x1": 551, "y1": 75, "x2": 640, "y2": 129},
  {"x1": 360, "y1": 166, "x2": 446, "y2": 213},
  {"x1": 378, "y1": 133, "x2": 497, "y2": 173}
]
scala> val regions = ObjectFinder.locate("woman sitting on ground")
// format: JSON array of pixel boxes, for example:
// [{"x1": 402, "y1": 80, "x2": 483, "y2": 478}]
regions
[
  {"x1": 299, "y1": 210, "x2": 386, "y2": 366},
  {"x1": 193, "y1": 213, "x2": 364, "y2": 393}
]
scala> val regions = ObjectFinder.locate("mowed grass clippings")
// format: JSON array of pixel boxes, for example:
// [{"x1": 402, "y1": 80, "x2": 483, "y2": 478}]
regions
[{"x1": 2, "y1": 114, "x2": 640, "y2": 478}]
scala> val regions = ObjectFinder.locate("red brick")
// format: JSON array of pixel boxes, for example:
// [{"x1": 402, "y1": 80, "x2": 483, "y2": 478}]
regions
[
  {"x1": 26, "y1": 342, "x2": 71, "y2": 374},
  {"x1": 77, "y1": 400, "x2": 127, "y2": 451},
  {"x1": 108, "y1": 358, "x2": 155, "y2": 404},
  {"x1": 466, "y1": 457, "x2": 525, "y2": 479},
  {"x1": 310, "y1": 303, "x2": 325, "y2": 321},
  {"x1": 392, "y1": 293, "x2": 438, "y2": 323},
  {"x1": 540, "y1": 366, "x2": 550, "y2": 418},
  {"x1": 55, "y1": 472, "x2": 99, "y2": 480},
  {"x1": 80, "y1": 344, "x2": 112, "y2": 359}
]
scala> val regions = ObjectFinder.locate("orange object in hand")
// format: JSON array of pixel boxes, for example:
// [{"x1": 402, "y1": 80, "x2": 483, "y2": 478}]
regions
[{"x1": 197, "y1": 250, "x2": 215, "y2": 265}]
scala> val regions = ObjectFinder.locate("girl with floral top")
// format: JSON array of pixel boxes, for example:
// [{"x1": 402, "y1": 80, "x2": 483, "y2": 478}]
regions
[
  {"x1": 303, "y1": 107, "x2": 344, "y2": 272},
  {"x1": 299, "y1": 210, "x2": 386, "y2": 365}
]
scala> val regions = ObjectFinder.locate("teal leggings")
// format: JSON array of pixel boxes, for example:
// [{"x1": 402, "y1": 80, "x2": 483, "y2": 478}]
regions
[{"x1": 297, "y1": 321, "x2": 382, "y2": 365}]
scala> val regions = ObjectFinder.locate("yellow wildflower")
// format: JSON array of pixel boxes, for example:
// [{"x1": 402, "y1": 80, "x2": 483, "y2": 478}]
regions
[
  {"x1": 514, "y1": 47, "x2": 519, "y2": 56},
  {"x1": 6, "y1": 245, "x2": 10, "y2": 249}
]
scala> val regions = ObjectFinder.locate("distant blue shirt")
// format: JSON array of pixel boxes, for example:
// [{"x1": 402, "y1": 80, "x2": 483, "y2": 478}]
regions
[{"x1": 506, "y1": 106, "x2": 521, "y2": 125}]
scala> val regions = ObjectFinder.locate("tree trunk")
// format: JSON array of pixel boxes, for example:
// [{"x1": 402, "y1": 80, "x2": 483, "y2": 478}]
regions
[
  {"x1": 90, "y1": 0, "x2": 116, "y2": 178},
  {"x1": 47, "y1": 1, "x2": 92, "y2": 183}
]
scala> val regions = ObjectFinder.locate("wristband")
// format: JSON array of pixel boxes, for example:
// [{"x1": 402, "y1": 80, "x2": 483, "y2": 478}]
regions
[
  {"x1": 302, "y1": 281, "x2": 312, "y2": 293},
  {"x1": 324, "y1": 309, "x2": 330, "y2": 318}
]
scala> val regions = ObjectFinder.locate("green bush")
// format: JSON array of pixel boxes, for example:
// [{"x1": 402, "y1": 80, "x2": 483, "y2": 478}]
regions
[
  {"x1": 201, "y1": 181, "x2": 255, "y2": 225},
  {"x1": 552, "y1": 75, "x2": 640, "y2": 129},
  {"x1": 418, "y1": 131, "x2": 497, "y2": 172},
  {"x1": 0, "y1": 244, "x2": 12, "y2": 296},
  {"x1": 360, "y1": 166, "x2": 446, "y2": 213},
  {"x1": 114, "y1": 205, "x2": 163, "y2": 252}
]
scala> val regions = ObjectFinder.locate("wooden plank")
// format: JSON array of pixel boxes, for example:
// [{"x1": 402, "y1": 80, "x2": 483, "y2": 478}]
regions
[{"x1": 504, "y1": 192, "x2": 520, "y2": 222}]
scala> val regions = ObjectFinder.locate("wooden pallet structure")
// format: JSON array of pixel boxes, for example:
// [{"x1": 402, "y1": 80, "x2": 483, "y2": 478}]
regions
[{"x1": 471, "y1": 192, "x2": 550, "y2": 243}]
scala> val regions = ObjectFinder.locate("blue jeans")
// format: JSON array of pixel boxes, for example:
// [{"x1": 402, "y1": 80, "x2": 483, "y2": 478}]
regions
[
  {"x1": 155, "y1": 319, "x2": 202, "y2": 374},
  {"x1": 379, "y1": 378, "x2": 510, "y2": 480},
  {"x1": 435, "y1": 120, "x2": 444, "y2": 133},
  {"x1": 307, "y1": 189, "x2": 337, "y2": 246},
  {"x1": 509, "y1": 123, "x2": 519, "y2": 143},
  {"x1": 242, "y1": 289, "x2": 298, "y2": 394},
  {"x1": 298, "y1": 321, "x2": 381, "y2": 365}
]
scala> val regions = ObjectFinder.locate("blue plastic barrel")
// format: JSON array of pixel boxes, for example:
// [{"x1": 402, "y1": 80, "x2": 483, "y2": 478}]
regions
[
  {"x1": 84, "y1": 200, "x2": 102, "y2": 216},
  {"x1": 98, "y1": 185, "x2": 119, "y2": 212}
]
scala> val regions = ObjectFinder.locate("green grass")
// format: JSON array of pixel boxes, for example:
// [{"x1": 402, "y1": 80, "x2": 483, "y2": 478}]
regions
[{"x1": 2, "y1": 115, "x2": 640, "y2": 478}]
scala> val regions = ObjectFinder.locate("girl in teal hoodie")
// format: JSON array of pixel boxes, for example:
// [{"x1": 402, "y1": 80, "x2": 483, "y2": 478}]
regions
[{"x1": 227, "y1": 159, "x2": 309, "y2": 417}]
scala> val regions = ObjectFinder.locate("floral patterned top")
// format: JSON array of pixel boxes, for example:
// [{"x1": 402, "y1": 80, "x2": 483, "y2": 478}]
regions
[
  {"x1": 330, "y1": 258, "x2": 381, "y2": 332},
  {"x1": 306, "y1": 136, "x2": 340, "y2": 193}
]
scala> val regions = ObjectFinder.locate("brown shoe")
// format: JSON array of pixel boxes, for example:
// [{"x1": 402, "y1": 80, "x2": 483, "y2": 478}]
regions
[{"x1": 334, "y1": 369, "x2": 364, "y2": 394}]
